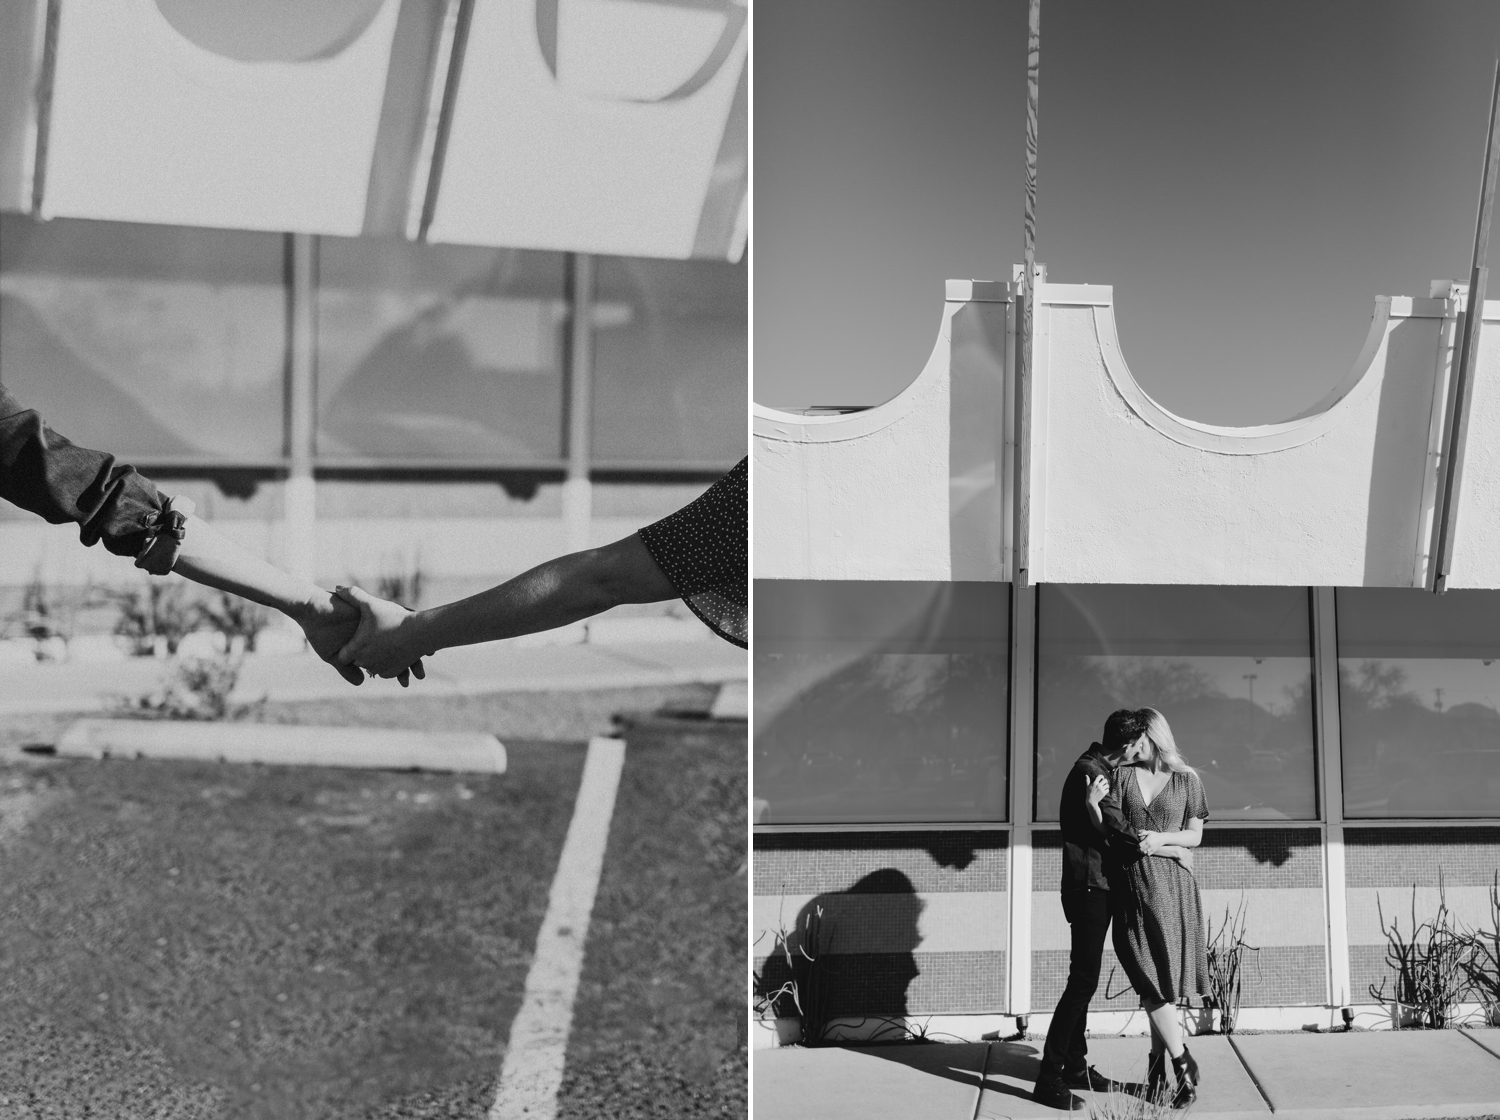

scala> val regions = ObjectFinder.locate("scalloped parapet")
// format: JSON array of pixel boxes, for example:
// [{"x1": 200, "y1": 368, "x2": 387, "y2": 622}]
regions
[
  {"x1": 754, "y1": 280, "x2": 1014, "y2": 581},
  {"x1": 1025, "y1": 282, "x2": 1482, "y2": 587},
  {"x1": 39, "y1": 0, "x2": 403, "y2": 234},
  {"x1": 756, "y1": 276, "x2": 1500, "y2": 588}
]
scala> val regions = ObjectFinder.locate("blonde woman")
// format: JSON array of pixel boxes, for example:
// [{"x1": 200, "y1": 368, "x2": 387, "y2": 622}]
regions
[{"x1": 1110, "y1": 707, "x2": 1209, "y2": 1106}]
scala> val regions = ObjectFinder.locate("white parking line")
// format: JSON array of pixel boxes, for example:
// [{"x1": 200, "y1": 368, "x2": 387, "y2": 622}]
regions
[{"x1": 488, "y1": 736, "x2": 627, "y2": 1120}]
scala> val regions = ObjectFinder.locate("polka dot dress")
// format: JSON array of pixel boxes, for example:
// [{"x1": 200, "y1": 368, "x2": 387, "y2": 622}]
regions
[
  {"x1": 1110, "y1": 768, "x2": 1211, "y2": 1005},
  {"x1": 637, "y1": 457, "x2": 746, "y2": 648}
]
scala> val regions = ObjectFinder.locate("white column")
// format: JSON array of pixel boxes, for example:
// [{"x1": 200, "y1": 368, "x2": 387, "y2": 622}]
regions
[
  {"x1": 562, "y1": 252, "x2": 595, "y2": 554},
  {"x1": 283, "y1": 232, "x2": 318, "y2": 584},
  {"x1": 1007, "y1": 583, "x2": 1038, "y2": 1016},
  {"x1": 1312, "y1": 586, "x2": 1351, "y2": 1008}
]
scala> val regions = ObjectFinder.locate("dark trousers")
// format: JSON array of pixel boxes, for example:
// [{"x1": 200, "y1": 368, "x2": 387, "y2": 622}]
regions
[{"x1": 1040, "y1": 887, "x2": 1112, "y2": 1079}]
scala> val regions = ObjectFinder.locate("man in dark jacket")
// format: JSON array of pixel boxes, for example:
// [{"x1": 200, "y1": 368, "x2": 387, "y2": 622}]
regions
[
  {"x1": 0, "y1": 385, "x2": 420, "y2": 684},
  {"x1": 1032, "y1": 708, "x2": 1150, "y2": 1110}
]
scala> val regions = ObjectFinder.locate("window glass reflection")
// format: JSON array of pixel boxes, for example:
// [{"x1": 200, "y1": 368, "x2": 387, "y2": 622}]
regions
[
  {"x1": 753, "y1": 580, "x2": 1009, "y2": 826},
  {"x1": 1338, "y1": 588, "x2": 1500, "y2": 819},
  {"x1": 0, "y1": 215, "x2": 284, "y2": 461},
  {"x1": 593, "y1": 256, "x2": 746, "y2": 465},
  {"x1": 1036, "y1": 585, "x2": 1317, "y2": 822},
  {"x1": 317, "y1": 239, "x2": 566, "y2": 463}
]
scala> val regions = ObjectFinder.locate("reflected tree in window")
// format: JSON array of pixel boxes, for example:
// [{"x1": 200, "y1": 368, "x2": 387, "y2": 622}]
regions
[
  {"x1": 1036, "y1": 585, "x2": 1318, "y2": 822},
  {"x1": 753, "y1": 581, "x2": 1009, "y2": 826},
  {"x1": 1338, "y1": 588, "x2": 1500, "y2": 818}
]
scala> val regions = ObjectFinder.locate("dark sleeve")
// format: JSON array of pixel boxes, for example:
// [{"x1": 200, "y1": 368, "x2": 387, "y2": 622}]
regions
[
  {"x1": 637, "y1": 457, "x2": 747, "y2": 648},
  {"x1": 1099, "y1": 779, "x2": 1140, "y2": 845},
  {"x1": 1072, "y1": 757, "x2": 1139, "y2": 845},
  {"x1": 0, "y1": 384, "x2": 169, "y2": 559}
]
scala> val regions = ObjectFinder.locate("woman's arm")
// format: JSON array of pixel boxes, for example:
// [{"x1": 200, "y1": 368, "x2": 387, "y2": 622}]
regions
[
  {"x1": 335, "y1": 533, "x2": 676, "y2": 677},
  {"x1": 1138, "y1": 817, "x2": 1205, "y2": 853}
]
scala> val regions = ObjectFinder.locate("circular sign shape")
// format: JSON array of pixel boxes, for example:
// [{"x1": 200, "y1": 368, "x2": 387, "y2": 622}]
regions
[{"x1": 153, "y1": 0, "x2": 386, "y2": 63}]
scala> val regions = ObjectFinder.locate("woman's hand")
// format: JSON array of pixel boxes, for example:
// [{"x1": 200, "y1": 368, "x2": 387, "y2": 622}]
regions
[
  {"x1": 333, "y1": 585, "x2": 430, "y2": 685},
  {"x1": 1137, "y1": 829, "x2": 1164, "y2": 857},
  {"x1": 1086, "y1": 773, "x2": 1110, "y2": 808}
]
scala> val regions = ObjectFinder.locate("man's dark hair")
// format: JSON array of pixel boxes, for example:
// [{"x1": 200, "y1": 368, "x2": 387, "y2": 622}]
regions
[{"x1": 1100, "y1": 708, "x2": 1147, "y2": 753}]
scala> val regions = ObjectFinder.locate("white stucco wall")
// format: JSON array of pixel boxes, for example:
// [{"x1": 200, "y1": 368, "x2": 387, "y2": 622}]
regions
[
  {"x1": 755, "y1": 276, "x2": 1500, "y2": 589},
  {"x1": 1028, "y1": 284, "x2": 1457, "y2": 586},
  {"x1": 1443, "y1": 299, "x2": 1500, "y2": 588},
  {"x1": 752, "y1": 281, "x2": 1010, "y2": 581}
]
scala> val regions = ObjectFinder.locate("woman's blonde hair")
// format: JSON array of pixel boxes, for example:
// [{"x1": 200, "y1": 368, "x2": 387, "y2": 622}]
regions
[{"x1": 1137, "y1": 707, "x2": 1196, "y2": 775}]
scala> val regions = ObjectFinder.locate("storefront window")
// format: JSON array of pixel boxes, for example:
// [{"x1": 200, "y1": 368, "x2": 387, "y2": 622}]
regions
[
  {"x1": 317, "y1": 238, "x2": 566, "y2": 464},
  {"x1": 0, "y1": 214, "x2": 284, "y2": 462},
  {"x1": 753, "y1": 580, "x2": 1009, "y2": 826},
  {"x1": 1338, "y1": 588, "x2": 1500, "y2": 819},
  {"x1": 594, "y1": 256, "x2": 746, "y2": 466},
  {"x1": 1036, "y1": 585, "x2": 1318, "y2": 822}
]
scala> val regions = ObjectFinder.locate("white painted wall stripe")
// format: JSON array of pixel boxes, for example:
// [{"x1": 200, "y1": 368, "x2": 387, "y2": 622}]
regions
[
  {"x1": 489, "y1": 736, "x2": 626, "y2": 1120},
  {"x1": 1346, "y1": 886, "x2": 1499, "y2": 944},
  {"x1": 751, "y1": 891, "x2": 1010, "y2": 955}
]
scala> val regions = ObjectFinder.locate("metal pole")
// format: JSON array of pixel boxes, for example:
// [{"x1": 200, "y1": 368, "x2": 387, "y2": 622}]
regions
[
  {"x1": 284, "y1": 232, "x2": 318, "y2": 584},
  {"x1": 562, "y1": 252, "x2": 595, "y2": 555},
  {"x1": 1433, "y1": 58, "x2": 1500, "y2": 593},
  {"x1": 1014, "y1": 0, "x2": 1040, "y2": 589}
]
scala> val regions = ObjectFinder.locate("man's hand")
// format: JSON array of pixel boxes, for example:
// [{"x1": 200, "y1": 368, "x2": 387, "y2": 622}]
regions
[
  {"x1": 1157, "y1": 845, "x2": 1195, "y2": 874},
  {"x1": 334, "y1": 585, "x2": 430, "y2": 682},
  {"x1": 1137, "y1": 829, "x2": 1164, "y2": 857}
]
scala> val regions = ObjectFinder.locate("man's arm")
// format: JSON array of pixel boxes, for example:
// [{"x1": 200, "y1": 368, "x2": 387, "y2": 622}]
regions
[
  {"x1": 1082, "y1": 763, "x2": 1140, "y2": 846},
  {"x1": 0, "y1": 387, "x2": 166, "y2": 557},
  {"x1": 171, "y1": 515, "x2": 422, "y2": 687}
]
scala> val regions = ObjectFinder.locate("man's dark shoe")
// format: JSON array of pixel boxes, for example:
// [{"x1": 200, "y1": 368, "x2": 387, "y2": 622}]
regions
[
  {"x1": 1060, "y1": 1065, "x2": 1125, "y2": 1093},
  {"x1": 1032, "y1": 1076, "x2": 1085, "y2": 1110}
]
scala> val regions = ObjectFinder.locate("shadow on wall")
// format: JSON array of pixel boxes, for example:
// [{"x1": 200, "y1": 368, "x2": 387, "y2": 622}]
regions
[
  {"x1": 757, "y1": 869, "x2": 922, "y2": 1041},
  {"x1": 949, "y1": 300, "x2": 1008, "y2": 581},
  {"x1": 1364, "y1": 317, "x2": 1435, "y2": 586}
]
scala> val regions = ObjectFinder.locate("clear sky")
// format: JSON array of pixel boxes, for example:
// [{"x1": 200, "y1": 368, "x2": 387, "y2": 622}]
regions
[{"x1": 754, "y1": 0, "x2": 1500, "y2": 422}]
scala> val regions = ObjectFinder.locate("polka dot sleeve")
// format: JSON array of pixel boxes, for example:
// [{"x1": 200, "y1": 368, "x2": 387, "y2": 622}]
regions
[
  {"x1": 1186, "y1": 770, "x2": 1210, "y2": 821},
  {"x1": 637, "y1": 458, "x2": 747, "y2": 648}
]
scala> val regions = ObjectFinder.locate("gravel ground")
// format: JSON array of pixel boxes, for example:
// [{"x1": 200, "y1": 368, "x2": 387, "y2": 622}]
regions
[{"x1": 0, "y1": 687, "x2": 745, "y2": 1119}]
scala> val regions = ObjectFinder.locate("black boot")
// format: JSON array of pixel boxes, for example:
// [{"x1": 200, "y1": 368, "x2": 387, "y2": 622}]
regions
[
  {"x1": 1171, "y1": 1047, "x2": 1200, "y2": 1107},
  {"x1": 1144, "y1": 1051, "x2": 1168, "y2": 1102}
]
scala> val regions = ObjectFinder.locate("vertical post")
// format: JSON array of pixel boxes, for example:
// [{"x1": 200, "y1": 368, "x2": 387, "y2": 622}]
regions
[
  {"x1": 1006, "y1": 583, "x2": 1037, "y2": 1017},
  {"x1": 1433, "y1": 58, "x2": 1500, "y2": 593},
  {"x1": 283, "y1": 232, "x2": 318, "y2": 585},
  {"x1": 27, "y1": 0, "x2": 60, "y2": 216},
  {"x1": 1014, "y1": 0, "x2": 1040, "y2": 589},
  {"x1": 1311, "y1": 587, "x2": 1351, "y2": 1010},
  {"x1": 562, "y1": 252, "x2": 595, "y2": 555},
  {"x1": 415, "y1": 0, "x2": 475, "y2": 242}
]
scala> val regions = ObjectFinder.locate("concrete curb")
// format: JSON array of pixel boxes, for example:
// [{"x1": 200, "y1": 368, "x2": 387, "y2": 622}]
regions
[{"x1": 55, "y1": 719, "x2": 507, "y2": 773}]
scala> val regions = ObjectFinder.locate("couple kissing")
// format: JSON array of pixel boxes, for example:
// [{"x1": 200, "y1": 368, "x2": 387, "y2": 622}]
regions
[{"x1": 1034, "y1": 707, "x2": 1211, "y2": 1110}]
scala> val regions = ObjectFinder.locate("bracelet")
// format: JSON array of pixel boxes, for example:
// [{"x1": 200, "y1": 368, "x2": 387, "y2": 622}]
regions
[{"x1": 134, "y1": 495, "x2": 196, "y2": 575}]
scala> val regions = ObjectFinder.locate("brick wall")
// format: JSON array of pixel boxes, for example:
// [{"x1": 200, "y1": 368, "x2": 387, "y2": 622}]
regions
[
  {"x1": 1031, "y1": 827, "x2": 1326, "y2": 1010},
  {"x1": 1345, "y1": 827, "x2": 1500, "y2": 1005},
  {"x1": 753, "y1": 832, "x2": 1008, "y2": 1016}
]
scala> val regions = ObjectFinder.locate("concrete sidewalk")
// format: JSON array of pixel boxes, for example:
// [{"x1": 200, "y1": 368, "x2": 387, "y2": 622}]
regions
[
  {"x1": 754, "y1": 1030, "x2": 1500, "y2": 1120},
  {"x1": 0, "y1": 636, "x2": 747, "y2": 714}
]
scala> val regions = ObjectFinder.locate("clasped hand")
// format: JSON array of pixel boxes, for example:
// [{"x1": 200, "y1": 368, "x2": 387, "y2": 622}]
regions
[
  {"x1": 297, "y1": 587, "x2": 426, "y2": 687},
  {"x1": 331, "y1": 585, "x2": 429, "y2": 683}
]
